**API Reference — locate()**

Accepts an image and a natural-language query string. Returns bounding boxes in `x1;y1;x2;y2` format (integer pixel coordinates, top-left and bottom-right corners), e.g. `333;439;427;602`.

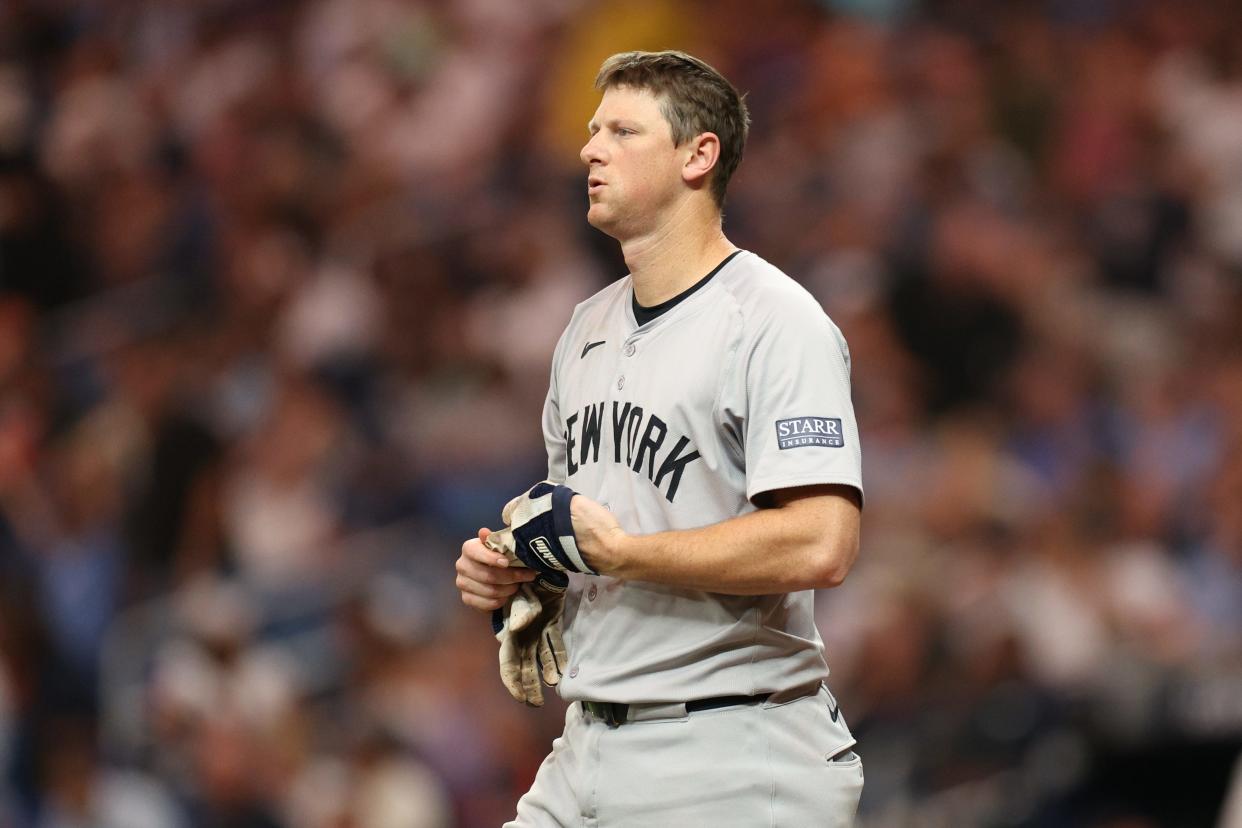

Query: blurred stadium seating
0;0;1239;825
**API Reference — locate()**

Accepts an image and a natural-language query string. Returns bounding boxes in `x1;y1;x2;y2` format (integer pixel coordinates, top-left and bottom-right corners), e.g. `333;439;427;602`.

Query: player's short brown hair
596;50;750;208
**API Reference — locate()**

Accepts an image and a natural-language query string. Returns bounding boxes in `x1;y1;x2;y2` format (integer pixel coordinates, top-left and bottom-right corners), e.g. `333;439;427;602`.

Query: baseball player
455;50;865;826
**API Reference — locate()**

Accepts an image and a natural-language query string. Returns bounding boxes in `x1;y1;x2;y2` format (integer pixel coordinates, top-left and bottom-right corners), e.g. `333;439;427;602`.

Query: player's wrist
588;525;631;577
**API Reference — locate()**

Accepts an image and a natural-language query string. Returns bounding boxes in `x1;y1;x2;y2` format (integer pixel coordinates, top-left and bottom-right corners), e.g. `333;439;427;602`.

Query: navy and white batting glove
484;480;598;577
484;480;590;706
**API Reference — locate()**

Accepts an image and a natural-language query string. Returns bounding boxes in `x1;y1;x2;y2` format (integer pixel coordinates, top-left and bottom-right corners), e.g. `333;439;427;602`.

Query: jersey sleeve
725;294;863;505
543;321;570;484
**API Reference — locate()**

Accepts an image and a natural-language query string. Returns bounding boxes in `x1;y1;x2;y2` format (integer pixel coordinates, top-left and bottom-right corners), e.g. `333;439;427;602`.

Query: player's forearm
591;500;859;595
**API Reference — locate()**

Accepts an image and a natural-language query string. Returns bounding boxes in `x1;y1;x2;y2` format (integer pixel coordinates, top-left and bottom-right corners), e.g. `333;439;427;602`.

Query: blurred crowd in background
0;0;1240;825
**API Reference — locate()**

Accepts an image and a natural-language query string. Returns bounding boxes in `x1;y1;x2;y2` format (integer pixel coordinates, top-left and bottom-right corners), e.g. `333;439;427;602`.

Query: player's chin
586;205;622;237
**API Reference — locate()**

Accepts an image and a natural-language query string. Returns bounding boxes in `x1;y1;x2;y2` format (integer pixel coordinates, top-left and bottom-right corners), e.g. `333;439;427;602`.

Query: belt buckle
584;701;627;728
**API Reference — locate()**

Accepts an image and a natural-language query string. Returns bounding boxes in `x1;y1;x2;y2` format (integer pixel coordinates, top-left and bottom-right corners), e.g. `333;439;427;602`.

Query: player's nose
580;133;606;166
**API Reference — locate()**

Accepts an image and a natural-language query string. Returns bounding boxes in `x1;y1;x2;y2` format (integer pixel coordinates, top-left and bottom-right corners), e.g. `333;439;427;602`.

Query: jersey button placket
587;584;598;601
617;339;636;390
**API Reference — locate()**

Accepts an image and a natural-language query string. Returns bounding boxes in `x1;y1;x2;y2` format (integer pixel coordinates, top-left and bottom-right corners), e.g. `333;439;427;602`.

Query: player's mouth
588;177;606;194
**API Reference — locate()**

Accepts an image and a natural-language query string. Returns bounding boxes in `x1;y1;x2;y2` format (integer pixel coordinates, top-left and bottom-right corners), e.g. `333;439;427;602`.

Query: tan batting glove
492;581;568;706
486;497;570;707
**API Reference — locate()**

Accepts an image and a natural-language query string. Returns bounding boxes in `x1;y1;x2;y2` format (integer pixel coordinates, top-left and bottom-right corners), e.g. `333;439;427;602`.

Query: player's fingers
456;550;536;585
462;535;514;569
456;571;521;600
460;589;508;613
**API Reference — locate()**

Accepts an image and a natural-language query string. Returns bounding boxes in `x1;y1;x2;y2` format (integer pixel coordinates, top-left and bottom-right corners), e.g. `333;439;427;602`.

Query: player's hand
568;494;627;575
457;528;538;612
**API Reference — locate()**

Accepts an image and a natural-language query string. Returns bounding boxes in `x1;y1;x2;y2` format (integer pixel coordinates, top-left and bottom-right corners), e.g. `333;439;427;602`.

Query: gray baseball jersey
543;249;863;704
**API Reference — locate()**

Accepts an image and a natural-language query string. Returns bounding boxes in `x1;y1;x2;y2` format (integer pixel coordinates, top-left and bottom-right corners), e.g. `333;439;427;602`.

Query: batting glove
491;580;567;707
484;480;597;577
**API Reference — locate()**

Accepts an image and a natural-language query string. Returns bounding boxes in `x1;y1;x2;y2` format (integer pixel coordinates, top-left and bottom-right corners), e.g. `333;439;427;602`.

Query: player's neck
621;203;735;308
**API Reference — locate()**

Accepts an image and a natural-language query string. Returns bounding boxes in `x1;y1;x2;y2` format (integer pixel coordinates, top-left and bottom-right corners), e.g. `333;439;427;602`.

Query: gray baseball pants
506;682;864;827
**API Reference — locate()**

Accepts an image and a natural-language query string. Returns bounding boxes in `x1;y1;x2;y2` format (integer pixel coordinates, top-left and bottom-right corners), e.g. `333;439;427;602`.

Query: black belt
581;693;771;728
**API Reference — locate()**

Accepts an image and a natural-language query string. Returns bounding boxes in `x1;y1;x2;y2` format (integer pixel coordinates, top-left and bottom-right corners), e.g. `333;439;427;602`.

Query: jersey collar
624;250;745;330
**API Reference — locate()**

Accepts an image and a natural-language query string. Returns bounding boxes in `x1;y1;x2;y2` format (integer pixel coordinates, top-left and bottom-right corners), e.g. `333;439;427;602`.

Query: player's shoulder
550;276;630;364
716;251;834;329
562;275;629;331
572;274;631;316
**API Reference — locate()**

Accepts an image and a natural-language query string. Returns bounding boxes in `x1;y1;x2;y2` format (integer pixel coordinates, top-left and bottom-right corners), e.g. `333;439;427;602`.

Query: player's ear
682;131;720;189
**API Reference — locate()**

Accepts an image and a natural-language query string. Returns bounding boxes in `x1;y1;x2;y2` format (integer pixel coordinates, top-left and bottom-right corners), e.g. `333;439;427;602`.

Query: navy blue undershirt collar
631;250;742;326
